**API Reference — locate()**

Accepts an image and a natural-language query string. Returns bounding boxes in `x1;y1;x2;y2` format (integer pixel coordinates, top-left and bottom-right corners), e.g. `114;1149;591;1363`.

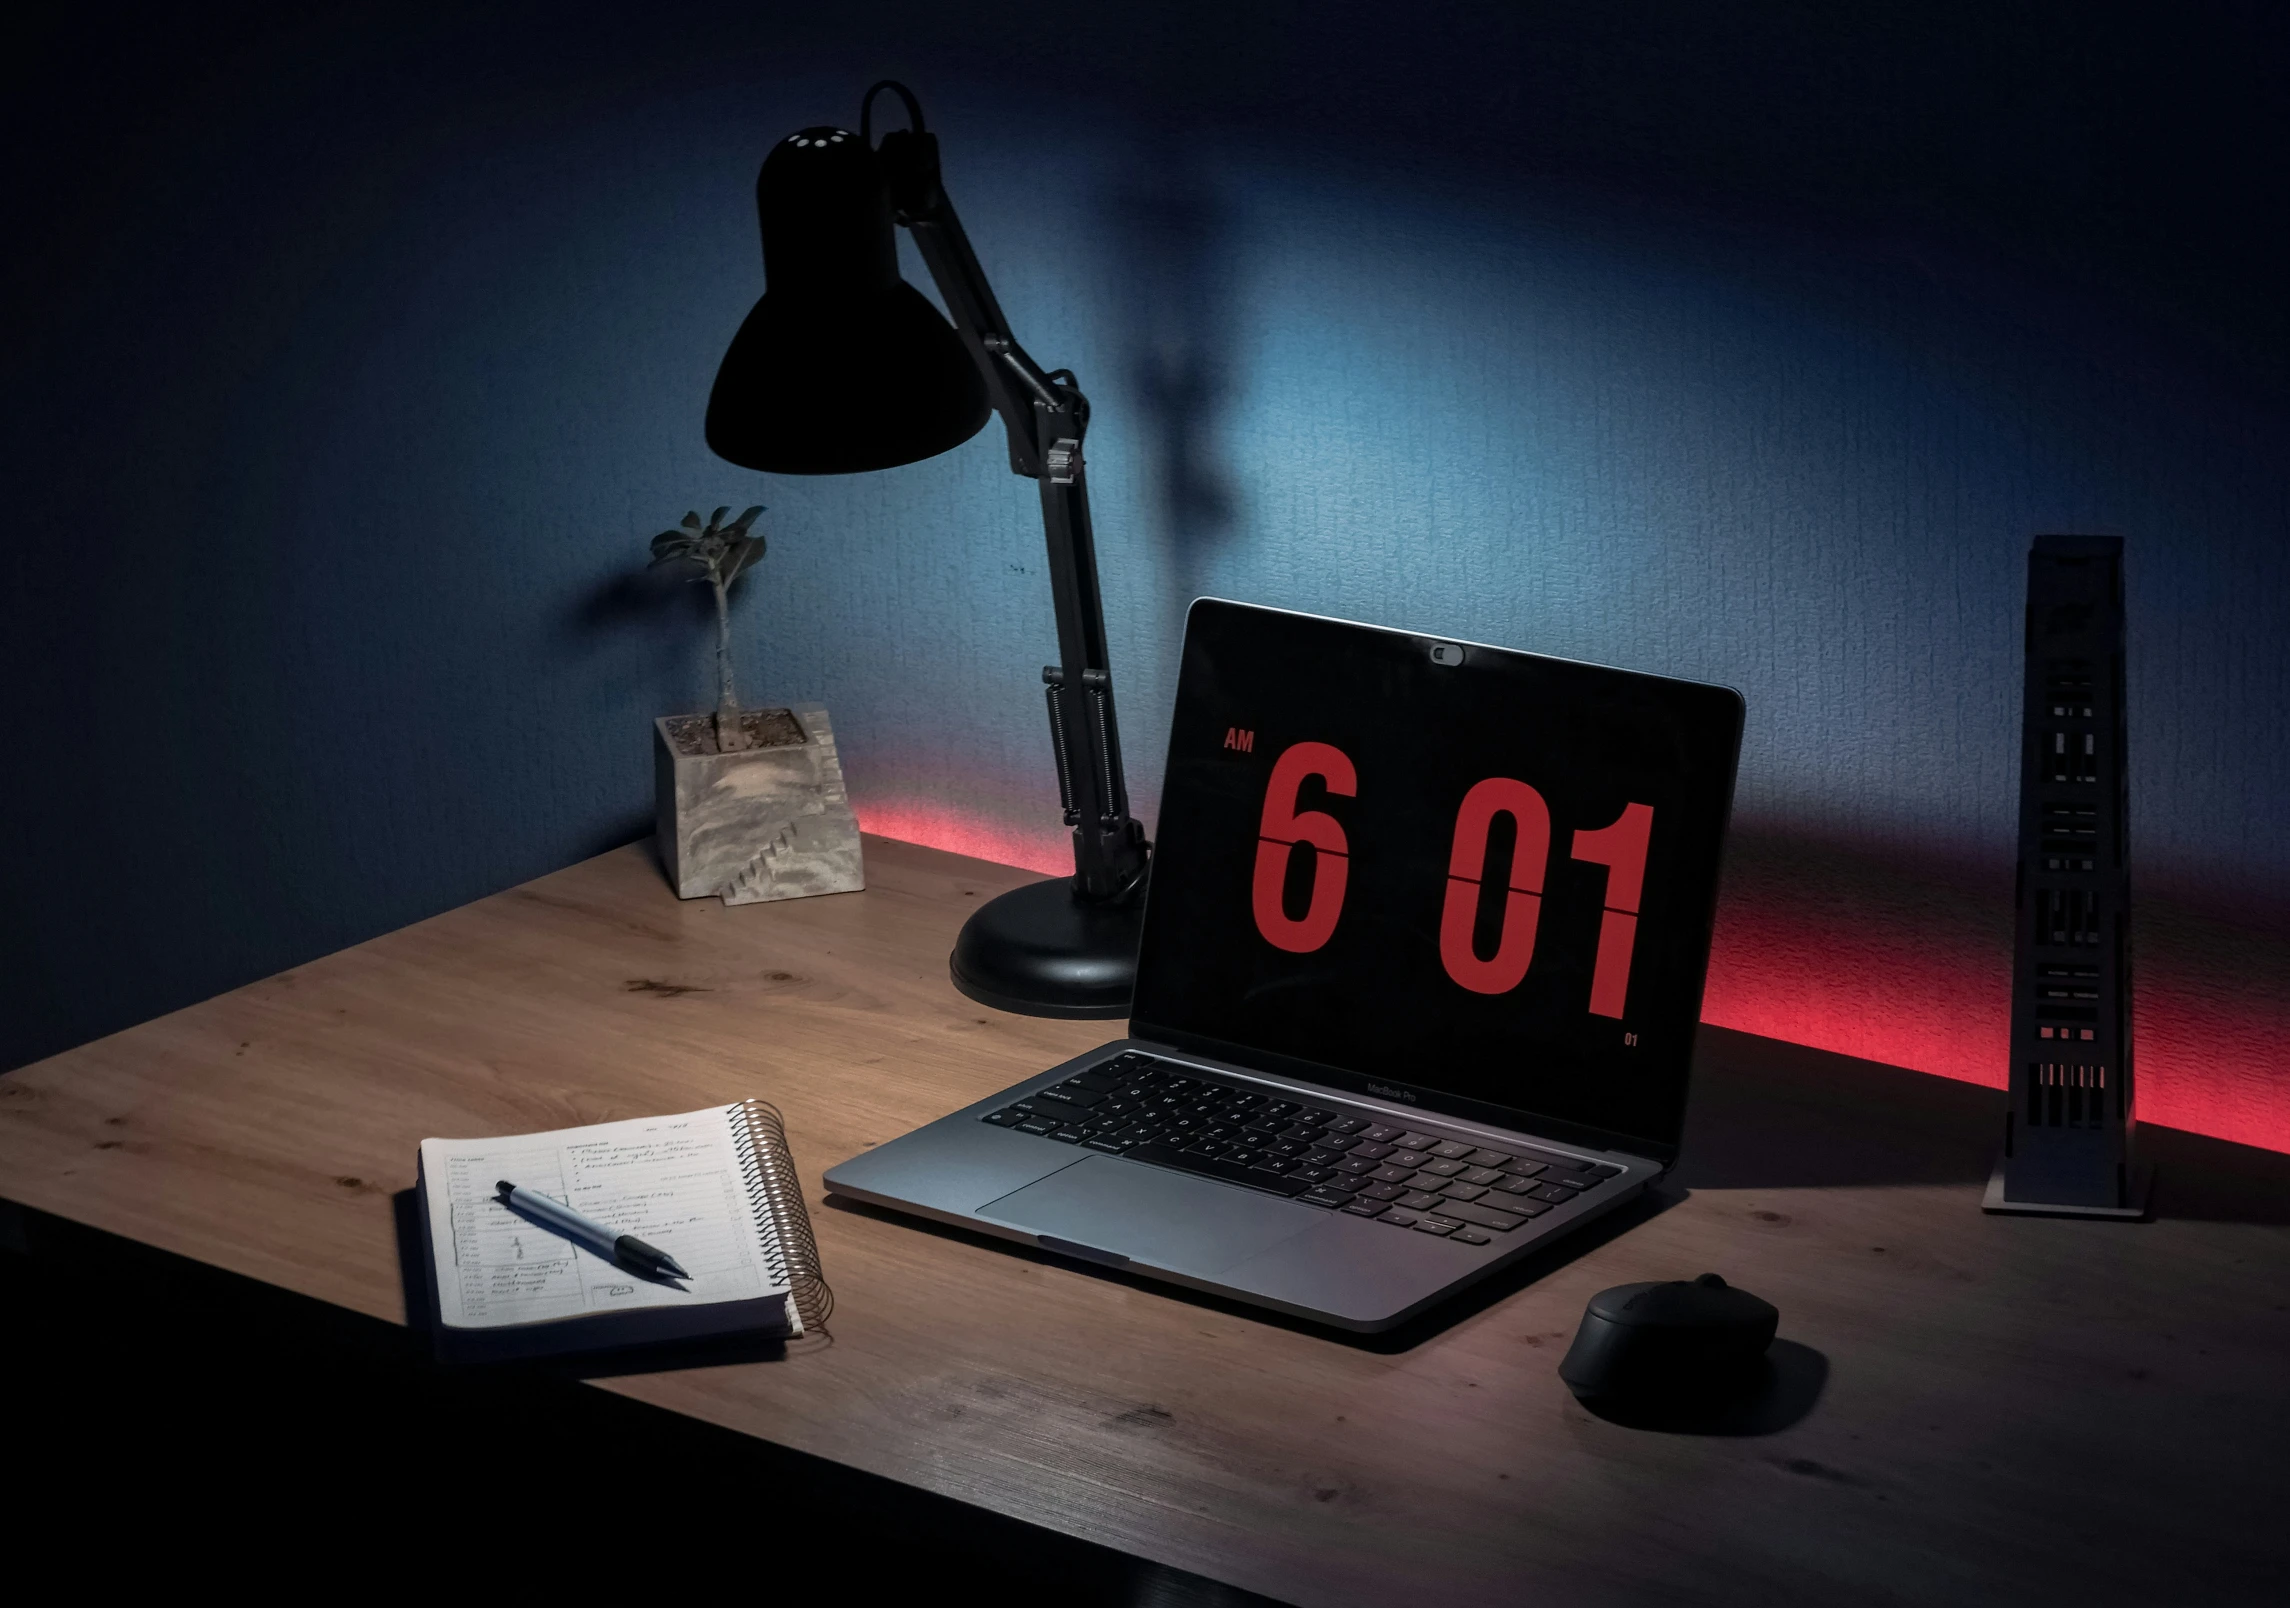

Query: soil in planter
663;707;807;757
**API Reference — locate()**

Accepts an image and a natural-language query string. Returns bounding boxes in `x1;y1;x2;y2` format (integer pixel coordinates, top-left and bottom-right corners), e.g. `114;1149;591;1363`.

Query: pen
494;1180;692;1279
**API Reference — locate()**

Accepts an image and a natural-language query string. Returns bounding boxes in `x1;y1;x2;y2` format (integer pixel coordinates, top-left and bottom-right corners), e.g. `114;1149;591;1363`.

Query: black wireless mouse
1558;1273;1779;1402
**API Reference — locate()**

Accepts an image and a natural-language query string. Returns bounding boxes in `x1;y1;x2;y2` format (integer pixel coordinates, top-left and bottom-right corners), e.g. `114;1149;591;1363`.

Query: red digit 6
1438;778;1551;994
1250;742;1356;953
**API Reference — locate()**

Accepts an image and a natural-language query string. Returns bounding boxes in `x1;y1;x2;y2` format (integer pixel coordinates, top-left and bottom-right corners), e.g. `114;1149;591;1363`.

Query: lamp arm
869;98;1148;902
903;204;1058;475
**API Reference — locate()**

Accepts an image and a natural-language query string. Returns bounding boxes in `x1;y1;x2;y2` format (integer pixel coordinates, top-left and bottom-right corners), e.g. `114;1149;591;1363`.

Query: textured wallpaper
6;13;2284;1150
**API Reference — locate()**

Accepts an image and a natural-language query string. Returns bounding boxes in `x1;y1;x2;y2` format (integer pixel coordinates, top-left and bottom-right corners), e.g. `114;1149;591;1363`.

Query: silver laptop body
826;601;1744;1332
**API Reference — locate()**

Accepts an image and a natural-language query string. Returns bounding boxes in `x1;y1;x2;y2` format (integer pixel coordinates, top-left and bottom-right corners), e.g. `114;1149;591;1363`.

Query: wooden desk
3;837;2285;1603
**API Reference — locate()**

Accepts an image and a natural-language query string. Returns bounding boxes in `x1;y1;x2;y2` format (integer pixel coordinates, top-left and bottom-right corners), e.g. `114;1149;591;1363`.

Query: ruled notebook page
419;1106;789;1331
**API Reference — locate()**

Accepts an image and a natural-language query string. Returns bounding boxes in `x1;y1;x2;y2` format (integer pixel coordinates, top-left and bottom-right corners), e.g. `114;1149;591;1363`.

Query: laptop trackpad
979;1155;1326;1275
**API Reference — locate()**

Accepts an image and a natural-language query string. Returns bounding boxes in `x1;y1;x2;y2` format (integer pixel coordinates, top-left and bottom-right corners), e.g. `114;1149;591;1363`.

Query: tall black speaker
1986;535;2152;1217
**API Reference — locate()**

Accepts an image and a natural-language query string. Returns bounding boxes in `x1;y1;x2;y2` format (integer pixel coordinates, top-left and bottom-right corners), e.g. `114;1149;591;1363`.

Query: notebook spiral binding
731;1098;833;1333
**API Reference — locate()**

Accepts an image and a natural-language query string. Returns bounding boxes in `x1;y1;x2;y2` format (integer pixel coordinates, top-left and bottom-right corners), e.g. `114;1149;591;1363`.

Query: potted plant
649;506;864;905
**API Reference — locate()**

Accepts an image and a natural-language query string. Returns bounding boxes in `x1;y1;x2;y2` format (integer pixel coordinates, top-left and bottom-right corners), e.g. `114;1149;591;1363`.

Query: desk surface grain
4;837;2285;1605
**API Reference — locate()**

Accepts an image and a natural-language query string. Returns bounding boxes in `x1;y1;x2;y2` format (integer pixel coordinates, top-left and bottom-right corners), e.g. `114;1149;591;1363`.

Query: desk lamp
705;82;1151;1018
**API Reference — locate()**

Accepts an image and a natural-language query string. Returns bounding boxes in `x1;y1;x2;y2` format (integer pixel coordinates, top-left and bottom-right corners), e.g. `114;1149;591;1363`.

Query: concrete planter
653;702;865;905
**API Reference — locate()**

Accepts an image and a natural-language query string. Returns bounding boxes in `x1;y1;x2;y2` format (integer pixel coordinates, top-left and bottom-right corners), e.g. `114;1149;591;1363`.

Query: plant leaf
728;504;765;537
710;506;731;531
681;510;703;531
732;535;768;582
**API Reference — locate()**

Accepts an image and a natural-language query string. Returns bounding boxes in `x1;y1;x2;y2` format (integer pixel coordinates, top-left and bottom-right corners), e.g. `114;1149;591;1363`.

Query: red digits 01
1250;741;1357;953
1438;778;1552;994
1570;802;1653;1018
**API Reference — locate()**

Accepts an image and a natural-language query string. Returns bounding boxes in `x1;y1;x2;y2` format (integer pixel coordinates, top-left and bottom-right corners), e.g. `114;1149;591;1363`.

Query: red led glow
852;802;1068;877
856;810;2290;1157
1699;897;2011;1094
1702;890;2290;1156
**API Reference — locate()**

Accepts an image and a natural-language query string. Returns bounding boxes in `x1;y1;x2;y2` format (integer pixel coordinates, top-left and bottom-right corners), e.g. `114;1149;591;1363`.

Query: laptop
824;600;1744;1331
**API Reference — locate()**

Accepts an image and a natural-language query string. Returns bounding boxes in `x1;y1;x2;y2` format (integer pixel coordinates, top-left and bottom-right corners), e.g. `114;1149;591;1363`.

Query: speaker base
1982;1160;2154;1219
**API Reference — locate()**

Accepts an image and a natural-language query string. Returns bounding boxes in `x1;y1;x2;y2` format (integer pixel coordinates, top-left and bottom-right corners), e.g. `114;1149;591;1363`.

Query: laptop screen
1132;601;1744;1160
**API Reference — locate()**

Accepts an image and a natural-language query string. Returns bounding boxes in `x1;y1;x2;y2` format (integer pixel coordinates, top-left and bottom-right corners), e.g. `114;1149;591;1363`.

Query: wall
5;2;2285;1148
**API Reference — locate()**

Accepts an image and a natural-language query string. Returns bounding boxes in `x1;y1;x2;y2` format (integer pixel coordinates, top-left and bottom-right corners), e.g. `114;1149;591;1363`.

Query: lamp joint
1045;437;1083;485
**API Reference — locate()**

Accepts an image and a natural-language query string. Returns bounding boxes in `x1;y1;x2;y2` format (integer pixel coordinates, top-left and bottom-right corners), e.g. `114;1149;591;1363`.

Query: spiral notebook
413;1100;830;1362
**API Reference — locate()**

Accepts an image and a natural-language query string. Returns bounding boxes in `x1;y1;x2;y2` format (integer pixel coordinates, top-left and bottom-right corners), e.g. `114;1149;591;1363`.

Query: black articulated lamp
706;83;1152;1018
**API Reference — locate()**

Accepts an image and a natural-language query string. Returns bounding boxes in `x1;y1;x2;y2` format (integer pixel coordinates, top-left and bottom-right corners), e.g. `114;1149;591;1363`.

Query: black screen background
1133;602;1744;1155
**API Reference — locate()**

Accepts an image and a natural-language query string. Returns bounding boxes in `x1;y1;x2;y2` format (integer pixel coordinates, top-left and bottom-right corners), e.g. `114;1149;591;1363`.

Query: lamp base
949;877;1143;1019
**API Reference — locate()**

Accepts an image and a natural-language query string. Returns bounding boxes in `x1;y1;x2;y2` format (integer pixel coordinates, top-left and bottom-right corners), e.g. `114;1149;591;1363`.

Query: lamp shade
705;127;990;474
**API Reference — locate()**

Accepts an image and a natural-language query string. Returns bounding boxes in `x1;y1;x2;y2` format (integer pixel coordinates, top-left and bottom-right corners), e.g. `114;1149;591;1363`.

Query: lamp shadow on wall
1101;144;1241;639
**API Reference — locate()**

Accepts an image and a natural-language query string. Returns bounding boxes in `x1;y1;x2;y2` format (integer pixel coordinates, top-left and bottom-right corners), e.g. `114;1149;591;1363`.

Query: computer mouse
1557;1273;1779;1402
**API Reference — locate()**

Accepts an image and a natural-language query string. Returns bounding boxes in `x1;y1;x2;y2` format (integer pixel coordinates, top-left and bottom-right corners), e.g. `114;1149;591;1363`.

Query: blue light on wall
5;8;2284;1144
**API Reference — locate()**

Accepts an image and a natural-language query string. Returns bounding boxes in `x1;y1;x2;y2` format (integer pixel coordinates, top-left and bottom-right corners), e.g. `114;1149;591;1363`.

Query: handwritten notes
421;1110;785;1332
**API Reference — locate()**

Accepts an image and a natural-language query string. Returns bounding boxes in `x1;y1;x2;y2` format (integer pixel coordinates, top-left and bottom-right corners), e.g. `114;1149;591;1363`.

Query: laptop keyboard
980;1050;1624;1244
